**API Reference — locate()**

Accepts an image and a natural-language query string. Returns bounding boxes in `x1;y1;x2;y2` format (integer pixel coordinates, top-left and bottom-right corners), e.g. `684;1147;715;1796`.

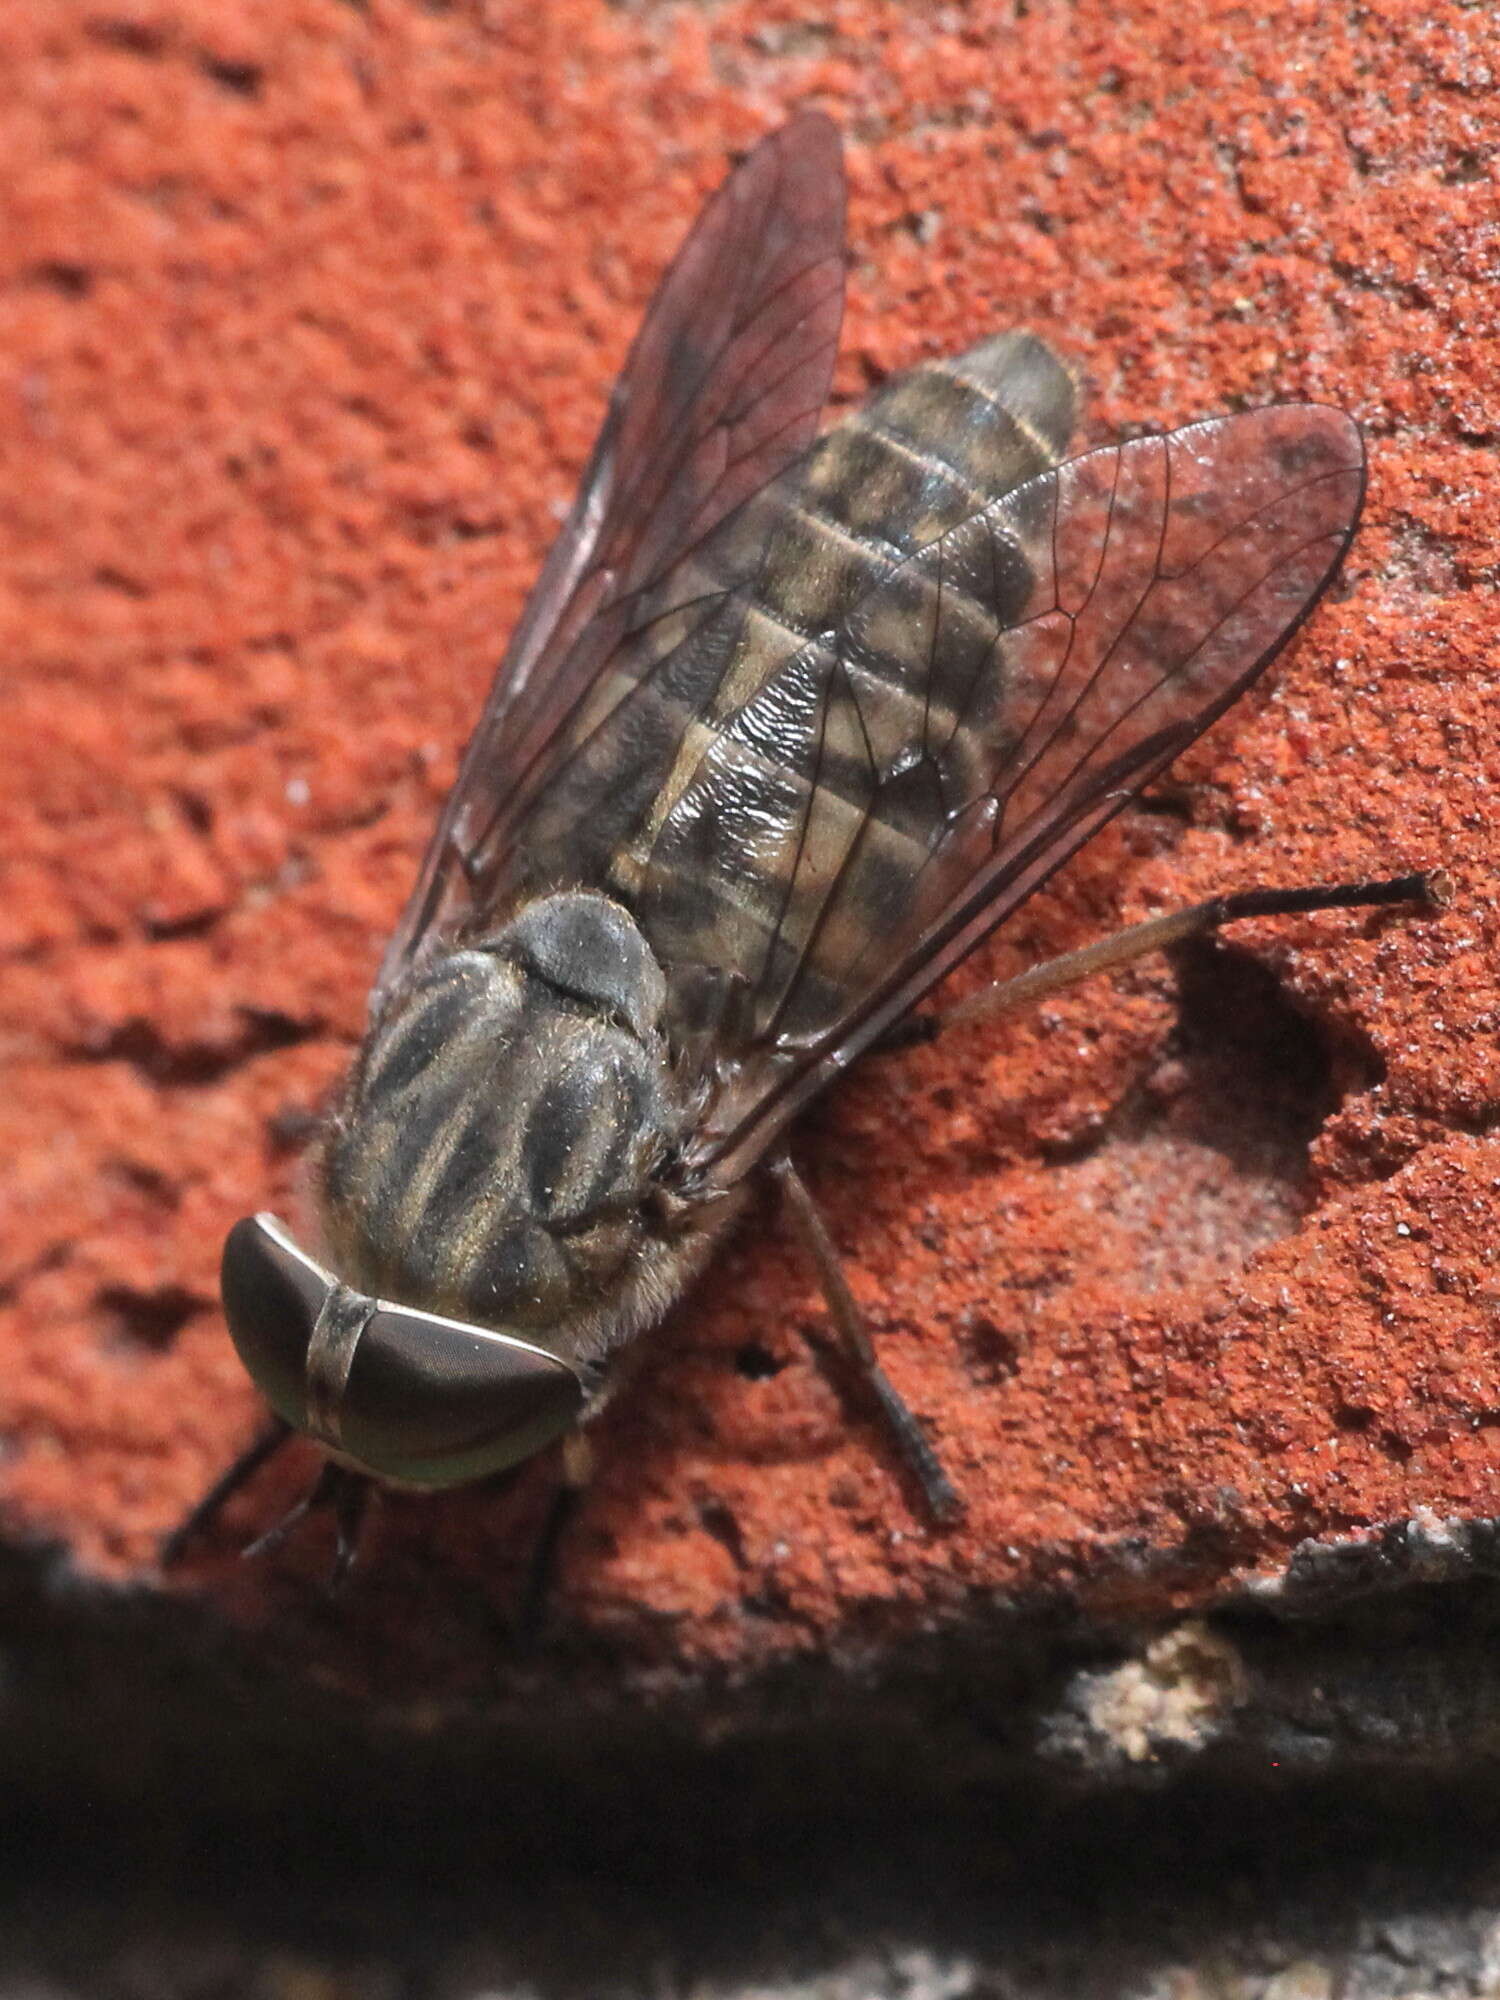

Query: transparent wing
621;405;1367;1176
374;113;847;1004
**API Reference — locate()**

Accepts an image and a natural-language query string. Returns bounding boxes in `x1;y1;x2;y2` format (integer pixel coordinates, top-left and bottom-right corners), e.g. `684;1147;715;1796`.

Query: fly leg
329;1472;373;1588
515;1430;595;1645
241;1458;375;1590
160;1416;292;1567
769;1153;961;1523
808;869;1441;1512
884;871;1443;1050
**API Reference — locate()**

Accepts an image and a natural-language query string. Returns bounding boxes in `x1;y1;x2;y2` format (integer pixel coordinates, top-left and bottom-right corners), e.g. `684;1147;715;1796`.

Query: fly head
220;1212;586;1488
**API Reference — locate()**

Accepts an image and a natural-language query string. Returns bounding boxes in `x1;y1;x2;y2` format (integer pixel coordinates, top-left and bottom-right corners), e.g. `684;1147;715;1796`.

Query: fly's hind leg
787;871;1443;1515
882;870;1444;1051
769;1153;961;1523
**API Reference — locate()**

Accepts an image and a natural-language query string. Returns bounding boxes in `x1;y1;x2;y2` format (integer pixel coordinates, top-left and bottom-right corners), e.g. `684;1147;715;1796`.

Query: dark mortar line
8;1646;1500;2000
6;1526;1500;1850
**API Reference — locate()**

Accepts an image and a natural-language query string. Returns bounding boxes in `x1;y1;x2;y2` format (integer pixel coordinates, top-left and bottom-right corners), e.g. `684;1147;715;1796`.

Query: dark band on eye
304;1283;377;1450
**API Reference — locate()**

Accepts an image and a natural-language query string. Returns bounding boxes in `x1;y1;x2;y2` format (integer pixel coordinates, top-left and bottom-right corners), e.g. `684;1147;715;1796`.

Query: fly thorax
318;891;679;1346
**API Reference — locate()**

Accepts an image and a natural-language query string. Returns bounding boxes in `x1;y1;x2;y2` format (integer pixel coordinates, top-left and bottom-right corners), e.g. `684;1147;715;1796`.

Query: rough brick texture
2;0;1497;1715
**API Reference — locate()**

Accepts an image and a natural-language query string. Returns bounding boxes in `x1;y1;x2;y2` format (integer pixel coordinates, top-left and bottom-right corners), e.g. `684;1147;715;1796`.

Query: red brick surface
2;0;1496;1697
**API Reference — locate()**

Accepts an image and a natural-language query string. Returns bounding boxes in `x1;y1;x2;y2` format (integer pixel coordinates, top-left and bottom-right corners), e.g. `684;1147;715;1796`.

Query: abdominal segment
623;333;1078;1045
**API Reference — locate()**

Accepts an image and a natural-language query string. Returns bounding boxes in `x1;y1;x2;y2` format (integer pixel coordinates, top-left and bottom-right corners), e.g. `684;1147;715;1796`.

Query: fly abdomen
699;331;1073;638
797;330;1076;584
626;333;1077;1039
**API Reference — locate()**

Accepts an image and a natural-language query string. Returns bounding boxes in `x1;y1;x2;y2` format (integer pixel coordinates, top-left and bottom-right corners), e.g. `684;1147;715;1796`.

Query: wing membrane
625;405;1367;1174
375;114;847;1002
366;118;1365;1191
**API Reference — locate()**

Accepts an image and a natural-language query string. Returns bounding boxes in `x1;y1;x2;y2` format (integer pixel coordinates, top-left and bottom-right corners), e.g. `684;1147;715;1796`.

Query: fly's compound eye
220;1214;585;1487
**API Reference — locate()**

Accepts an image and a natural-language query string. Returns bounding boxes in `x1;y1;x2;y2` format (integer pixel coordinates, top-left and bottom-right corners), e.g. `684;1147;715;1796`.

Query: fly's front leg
241;1458;375;1588
769;1153;961;1523
882;870;1444;1050
160;1416;293;1567
163;1419;375;1587
515;1430;595;1645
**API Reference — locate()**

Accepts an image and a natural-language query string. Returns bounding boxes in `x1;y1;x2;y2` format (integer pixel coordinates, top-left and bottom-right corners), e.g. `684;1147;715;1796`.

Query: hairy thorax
315;892;723;1372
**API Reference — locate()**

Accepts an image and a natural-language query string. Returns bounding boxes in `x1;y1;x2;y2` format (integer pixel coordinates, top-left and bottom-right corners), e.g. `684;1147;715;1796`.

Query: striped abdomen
726;329;1074;639
620;332;1077;1043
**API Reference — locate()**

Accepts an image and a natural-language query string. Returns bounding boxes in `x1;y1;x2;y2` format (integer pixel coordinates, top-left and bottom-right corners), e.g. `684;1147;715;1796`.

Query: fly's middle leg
769;1152;961;1523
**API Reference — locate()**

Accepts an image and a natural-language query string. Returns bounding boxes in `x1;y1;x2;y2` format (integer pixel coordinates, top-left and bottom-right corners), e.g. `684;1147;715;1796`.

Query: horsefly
166;114;1435;1598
